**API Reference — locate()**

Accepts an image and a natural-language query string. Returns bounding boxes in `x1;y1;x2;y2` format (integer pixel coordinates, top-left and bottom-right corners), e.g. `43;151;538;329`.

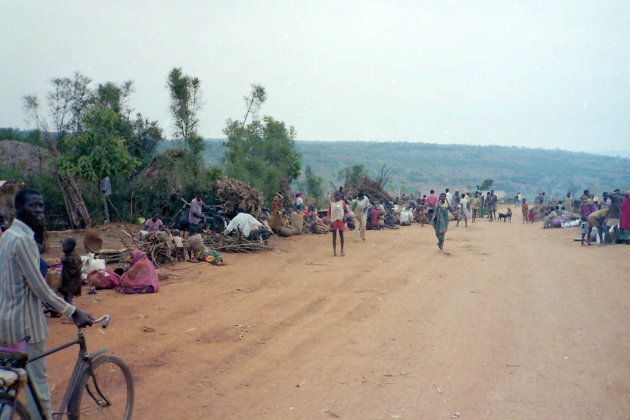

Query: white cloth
329;201;346;222
224;213;263;237
400;210;411;224
460;197;470;218
354;196;370;215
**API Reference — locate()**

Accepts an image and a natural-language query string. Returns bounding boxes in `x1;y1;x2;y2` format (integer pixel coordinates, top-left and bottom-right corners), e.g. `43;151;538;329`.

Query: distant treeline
158;139;630;201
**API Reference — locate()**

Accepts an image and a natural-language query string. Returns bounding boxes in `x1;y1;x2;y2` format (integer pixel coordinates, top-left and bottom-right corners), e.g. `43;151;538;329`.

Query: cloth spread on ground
117;250;160;294
87;269;121;289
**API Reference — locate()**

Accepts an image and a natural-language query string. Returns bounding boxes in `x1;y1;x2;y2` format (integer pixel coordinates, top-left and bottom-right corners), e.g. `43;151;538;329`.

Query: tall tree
57;106;139;221
338;164;367;193
127;114;164;167
241;84;267;129
304;165;324;203
47;72;93;134
95;80;134;115
22;94;92;228
480;178;494;190
224;100;301;202
167;67;204;155
375;164;394;189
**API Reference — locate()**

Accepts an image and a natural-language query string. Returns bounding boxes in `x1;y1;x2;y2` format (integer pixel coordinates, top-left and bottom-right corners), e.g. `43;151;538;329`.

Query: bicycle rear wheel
0;395;29;419
69;355;134;420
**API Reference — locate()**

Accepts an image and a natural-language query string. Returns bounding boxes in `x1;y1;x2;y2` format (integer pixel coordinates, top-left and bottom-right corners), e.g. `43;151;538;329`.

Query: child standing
327;191;349;256
528;209;536;224
58;238;83;304
171;229;185;261
579;217;589;245
369;205;380;229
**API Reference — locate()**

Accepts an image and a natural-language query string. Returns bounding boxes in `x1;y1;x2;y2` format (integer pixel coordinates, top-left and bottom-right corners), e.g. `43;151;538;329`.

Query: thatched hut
0;180;25;221
354;177;393;203
0;140;52;174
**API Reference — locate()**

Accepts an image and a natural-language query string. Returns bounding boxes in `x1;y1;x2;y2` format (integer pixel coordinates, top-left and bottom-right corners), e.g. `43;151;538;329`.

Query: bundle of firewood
121;230;173;267
212;178;264;218
202;231;272;253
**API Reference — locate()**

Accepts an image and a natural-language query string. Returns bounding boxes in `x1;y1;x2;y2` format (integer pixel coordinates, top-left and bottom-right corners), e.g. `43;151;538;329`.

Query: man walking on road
0;188;93;420
351;191;370;241
488;190;498;221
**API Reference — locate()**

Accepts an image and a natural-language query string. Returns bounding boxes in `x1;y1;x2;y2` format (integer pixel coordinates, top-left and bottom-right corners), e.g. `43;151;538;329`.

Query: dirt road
45;206;630;419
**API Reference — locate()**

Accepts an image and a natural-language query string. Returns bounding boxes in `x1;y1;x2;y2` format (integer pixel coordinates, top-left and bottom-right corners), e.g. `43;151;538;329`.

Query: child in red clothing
327;191;349;256
528;208;536;224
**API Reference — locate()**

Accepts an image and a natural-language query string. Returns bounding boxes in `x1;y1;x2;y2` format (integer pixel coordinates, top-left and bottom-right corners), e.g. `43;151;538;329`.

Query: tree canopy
57;106;139;183
223;115;301;203
167;67;204;155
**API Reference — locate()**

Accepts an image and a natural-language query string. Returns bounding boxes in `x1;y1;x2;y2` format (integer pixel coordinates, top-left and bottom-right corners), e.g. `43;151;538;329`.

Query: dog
498;208;512;222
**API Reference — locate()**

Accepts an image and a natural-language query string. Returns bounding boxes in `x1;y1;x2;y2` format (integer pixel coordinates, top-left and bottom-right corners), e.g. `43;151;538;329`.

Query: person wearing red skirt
327;190;349;256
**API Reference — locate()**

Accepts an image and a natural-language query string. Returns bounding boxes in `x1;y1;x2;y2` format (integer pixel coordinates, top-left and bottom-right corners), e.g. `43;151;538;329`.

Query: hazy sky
2;1;629;154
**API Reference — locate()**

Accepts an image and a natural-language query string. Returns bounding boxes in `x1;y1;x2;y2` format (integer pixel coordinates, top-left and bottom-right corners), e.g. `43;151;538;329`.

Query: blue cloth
39;258;48;278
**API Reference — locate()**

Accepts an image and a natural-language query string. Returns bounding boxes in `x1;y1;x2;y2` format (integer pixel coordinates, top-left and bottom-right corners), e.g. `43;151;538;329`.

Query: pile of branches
356;177;393;203
212;178;264;218
122;230;173;267
202;231;272;253
305;219;329;234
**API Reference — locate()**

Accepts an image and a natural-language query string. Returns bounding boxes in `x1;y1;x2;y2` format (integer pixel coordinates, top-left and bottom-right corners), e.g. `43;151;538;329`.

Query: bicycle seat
0;339;29;368
0;367;27;389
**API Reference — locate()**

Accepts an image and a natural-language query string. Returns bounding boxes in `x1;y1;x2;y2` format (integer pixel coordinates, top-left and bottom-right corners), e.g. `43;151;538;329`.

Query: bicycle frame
24;318;110;419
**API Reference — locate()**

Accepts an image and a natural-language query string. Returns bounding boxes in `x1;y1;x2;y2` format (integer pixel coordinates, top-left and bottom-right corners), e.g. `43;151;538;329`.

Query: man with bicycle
0;188;93;420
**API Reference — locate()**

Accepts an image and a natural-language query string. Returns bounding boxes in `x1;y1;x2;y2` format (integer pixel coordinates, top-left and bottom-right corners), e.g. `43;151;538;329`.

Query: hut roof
0;180;25;221
0;140;52;174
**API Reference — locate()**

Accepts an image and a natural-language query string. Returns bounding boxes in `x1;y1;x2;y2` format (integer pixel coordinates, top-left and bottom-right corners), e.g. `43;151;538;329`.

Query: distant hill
163;139;630;201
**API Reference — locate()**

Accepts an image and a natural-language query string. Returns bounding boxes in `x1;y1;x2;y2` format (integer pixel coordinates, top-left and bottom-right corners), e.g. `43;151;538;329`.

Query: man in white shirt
351;191;370;241
445;188;452;204
224;208;270;241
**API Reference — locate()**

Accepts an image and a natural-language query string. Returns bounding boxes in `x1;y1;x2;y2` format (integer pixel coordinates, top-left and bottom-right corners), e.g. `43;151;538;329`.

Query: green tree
95;80;134;115
240;84;267;128
479;178;494;190
57;106;139;221
127;114;164;167
338;164;367;193
47;72;94;134
167;67;204;155
223;115;301;202
304;165;324;203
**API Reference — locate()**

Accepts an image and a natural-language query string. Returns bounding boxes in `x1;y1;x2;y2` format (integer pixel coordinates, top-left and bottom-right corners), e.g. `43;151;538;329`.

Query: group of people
576;189;630;246
321;187;502;254
519;189;630;246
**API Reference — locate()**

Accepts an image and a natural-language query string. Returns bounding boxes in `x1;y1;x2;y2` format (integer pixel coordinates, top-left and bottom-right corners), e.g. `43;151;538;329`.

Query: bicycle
0;315;134;419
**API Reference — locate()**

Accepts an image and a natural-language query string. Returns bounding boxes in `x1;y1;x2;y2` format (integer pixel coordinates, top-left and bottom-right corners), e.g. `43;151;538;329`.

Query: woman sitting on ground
117;250;161;294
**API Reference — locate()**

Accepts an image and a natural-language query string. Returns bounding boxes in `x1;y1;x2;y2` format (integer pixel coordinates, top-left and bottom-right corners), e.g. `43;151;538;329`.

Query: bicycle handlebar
91;315;111;329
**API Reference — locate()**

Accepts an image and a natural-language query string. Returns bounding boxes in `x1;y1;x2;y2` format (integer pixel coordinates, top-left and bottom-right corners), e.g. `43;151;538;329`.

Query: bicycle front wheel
69;355;134;420
0;395;29;420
